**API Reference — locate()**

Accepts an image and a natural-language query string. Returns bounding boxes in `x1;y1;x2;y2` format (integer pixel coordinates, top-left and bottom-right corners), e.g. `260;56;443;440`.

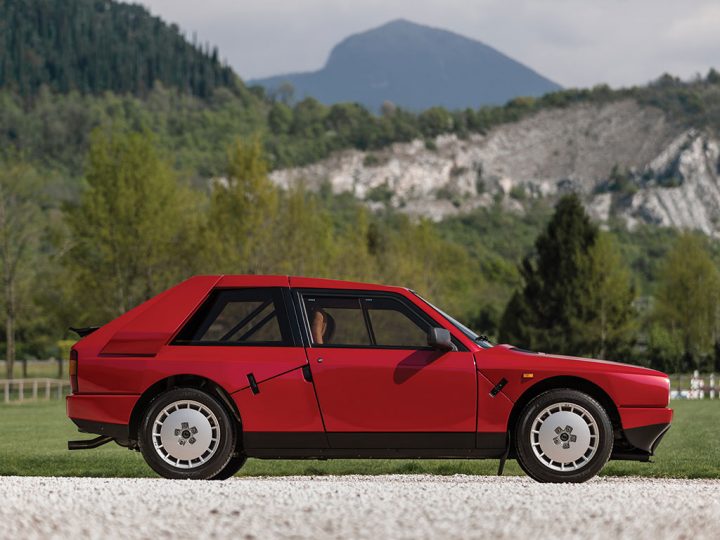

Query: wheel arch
128;374;242;444
506;375;621;445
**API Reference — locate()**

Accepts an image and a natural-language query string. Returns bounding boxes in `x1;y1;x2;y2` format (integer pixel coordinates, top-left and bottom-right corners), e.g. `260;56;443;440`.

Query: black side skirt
244;432;507;459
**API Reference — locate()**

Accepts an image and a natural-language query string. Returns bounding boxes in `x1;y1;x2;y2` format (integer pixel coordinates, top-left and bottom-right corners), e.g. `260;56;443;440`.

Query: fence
670;371;718;399
1;378;71;403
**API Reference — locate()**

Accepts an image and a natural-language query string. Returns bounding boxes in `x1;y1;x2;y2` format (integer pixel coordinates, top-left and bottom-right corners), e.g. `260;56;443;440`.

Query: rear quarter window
173;288;292;346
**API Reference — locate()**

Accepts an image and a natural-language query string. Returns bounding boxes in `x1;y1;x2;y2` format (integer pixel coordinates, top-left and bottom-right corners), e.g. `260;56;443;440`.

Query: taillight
69;348;79;393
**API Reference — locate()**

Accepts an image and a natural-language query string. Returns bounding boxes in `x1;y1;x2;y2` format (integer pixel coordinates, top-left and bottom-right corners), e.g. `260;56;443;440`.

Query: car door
167;286;328;449
299;291;477;449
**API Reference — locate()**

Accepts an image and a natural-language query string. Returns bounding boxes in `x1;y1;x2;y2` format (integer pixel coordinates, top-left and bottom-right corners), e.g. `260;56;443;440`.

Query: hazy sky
132;0;720;88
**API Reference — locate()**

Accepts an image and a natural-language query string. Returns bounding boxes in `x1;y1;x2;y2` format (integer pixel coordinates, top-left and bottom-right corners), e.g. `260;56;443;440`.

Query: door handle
317;357;324;363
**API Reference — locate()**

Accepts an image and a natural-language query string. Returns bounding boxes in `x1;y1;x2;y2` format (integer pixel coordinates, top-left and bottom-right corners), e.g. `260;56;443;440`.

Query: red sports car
66;275;672;483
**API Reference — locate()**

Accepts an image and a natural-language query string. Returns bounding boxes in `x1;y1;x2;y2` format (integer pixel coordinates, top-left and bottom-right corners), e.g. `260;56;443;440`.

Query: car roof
211;274;409;294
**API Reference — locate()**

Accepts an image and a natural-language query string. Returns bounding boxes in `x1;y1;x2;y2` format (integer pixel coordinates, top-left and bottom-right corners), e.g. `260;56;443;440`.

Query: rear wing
69;326;100;338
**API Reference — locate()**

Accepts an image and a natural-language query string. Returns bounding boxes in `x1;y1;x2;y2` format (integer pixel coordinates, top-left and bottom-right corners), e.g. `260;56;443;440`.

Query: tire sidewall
139;387;237;480
515;389;613;483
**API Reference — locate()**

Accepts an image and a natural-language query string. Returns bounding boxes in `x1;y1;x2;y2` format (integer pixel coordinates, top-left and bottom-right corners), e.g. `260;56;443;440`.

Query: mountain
0;0;238;98
250;19;562;111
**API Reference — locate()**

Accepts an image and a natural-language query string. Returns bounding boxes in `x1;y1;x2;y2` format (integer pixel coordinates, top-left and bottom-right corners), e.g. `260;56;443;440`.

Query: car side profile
66;275;672;483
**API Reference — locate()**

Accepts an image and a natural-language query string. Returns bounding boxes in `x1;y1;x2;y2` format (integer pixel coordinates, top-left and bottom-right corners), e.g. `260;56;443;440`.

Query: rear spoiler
69;326;100;338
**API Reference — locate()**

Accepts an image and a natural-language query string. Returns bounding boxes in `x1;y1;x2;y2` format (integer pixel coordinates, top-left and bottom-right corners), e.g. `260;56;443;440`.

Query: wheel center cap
182;429;192;439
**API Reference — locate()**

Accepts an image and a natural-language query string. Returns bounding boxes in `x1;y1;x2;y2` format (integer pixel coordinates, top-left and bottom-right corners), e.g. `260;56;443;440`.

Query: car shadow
393;350;446;384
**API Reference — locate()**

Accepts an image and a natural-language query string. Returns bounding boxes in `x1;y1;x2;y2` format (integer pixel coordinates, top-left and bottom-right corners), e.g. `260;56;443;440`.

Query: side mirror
427;327;457;352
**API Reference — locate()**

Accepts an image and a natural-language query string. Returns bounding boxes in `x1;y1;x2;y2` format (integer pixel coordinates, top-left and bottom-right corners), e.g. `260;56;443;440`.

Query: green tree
653;233;720;369
268;103;293;135
498;194;599;354
272;184;336;277
418;107;453;138
377;216;477;317
206;137;279;274
582;232;637;359
0;161;46;378
63;129;200;323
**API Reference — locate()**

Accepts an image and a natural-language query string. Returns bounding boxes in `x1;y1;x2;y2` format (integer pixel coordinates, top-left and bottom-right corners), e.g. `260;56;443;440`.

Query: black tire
139;387;237;480
515;389;613;483
209;454;247;480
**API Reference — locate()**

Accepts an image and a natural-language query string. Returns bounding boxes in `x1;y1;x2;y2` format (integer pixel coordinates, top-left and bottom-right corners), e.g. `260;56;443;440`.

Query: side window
303;297;371;346
302;294;430;349
174;288;291;345
365;298;429;348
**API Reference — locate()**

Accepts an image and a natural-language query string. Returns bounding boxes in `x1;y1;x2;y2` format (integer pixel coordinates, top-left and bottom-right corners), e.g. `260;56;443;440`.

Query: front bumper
613;406;673;460
624;422;671;454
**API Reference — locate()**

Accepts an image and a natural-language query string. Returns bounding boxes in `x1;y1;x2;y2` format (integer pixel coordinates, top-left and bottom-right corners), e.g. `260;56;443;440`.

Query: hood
494;344;667;377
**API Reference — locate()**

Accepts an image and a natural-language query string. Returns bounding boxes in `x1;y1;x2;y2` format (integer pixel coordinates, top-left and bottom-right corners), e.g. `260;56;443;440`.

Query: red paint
66;393;138;425
232;367;326;433
66;274;673;455
305;347;477;432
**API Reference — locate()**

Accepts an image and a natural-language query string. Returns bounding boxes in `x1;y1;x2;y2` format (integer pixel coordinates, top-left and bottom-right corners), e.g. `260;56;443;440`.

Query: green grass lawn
1;360;65;380
0;400;717;478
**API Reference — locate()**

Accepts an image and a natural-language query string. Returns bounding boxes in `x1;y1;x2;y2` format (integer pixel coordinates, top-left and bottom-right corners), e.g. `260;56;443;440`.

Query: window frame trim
170;286;299;347
295;289;468;352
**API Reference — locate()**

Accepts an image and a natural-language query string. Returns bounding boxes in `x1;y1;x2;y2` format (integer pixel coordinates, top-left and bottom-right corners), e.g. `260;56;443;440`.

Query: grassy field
0;400;718;478
0;361;65;380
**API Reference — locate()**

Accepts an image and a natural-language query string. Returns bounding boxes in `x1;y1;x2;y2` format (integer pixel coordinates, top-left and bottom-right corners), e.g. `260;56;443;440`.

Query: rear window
173;288;292;346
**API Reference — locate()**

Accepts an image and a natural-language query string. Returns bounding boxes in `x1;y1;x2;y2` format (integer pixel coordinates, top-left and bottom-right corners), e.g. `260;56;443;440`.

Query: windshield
412;292;493;349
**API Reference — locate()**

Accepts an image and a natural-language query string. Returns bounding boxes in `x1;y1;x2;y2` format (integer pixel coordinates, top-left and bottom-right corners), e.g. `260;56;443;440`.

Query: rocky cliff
270;100;720;236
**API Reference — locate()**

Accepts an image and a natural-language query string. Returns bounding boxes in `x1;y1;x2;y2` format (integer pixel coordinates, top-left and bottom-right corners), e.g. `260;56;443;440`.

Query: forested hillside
0;0;237;97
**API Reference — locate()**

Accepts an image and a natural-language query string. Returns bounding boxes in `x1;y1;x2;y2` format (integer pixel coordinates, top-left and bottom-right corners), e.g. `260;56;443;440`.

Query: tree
272;184;336;277
0;161;45;378
206;137;279;274
582;232;637;359
63;129;201;323
498;194;599;354
653;233;720;370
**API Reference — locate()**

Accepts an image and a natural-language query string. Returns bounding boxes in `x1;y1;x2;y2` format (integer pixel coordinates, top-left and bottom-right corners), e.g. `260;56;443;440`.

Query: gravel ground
1;475;719;539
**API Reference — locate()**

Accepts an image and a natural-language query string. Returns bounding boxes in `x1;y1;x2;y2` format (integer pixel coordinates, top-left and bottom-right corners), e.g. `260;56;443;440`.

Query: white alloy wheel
152;399;220;469
530;401;599;472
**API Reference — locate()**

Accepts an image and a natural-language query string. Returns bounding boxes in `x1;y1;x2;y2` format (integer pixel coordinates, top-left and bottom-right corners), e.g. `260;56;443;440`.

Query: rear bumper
71;418;129;440
66;393;138;440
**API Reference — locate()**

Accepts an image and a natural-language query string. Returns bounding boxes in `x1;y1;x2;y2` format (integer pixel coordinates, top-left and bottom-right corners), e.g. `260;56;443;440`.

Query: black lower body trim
71;418;129;441
328;432;476;449
247;448;506;459
243;431;328;449
243;431;507;459
624;423;671;454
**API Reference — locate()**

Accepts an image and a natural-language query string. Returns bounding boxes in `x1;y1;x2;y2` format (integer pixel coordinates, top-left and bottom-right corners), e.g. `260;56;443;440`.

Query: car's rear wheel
515;389;613;483
139;388;237;480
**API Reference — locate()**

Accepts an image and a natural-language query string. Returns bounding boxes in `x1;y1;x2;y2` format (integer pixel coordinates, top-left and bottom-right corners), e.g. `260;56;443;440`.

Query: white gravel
1;475;718;540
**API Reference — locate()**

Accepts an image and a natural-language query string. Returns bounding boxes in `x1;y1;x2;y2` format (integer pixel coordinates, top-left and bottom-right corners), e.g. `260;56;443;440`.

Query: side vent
247;373;260;395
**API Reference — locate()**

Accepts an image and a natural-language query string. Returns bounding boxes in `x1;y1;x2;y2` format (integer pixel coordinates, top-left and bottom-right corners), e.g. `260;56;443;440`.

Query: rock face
270;100;720;235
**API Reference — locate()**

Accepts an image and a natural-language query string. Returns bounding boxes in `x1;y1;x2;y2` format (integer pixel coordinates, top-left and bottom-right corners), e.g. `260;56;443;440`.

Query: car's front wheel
515;389;613;483
139;388;238;479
